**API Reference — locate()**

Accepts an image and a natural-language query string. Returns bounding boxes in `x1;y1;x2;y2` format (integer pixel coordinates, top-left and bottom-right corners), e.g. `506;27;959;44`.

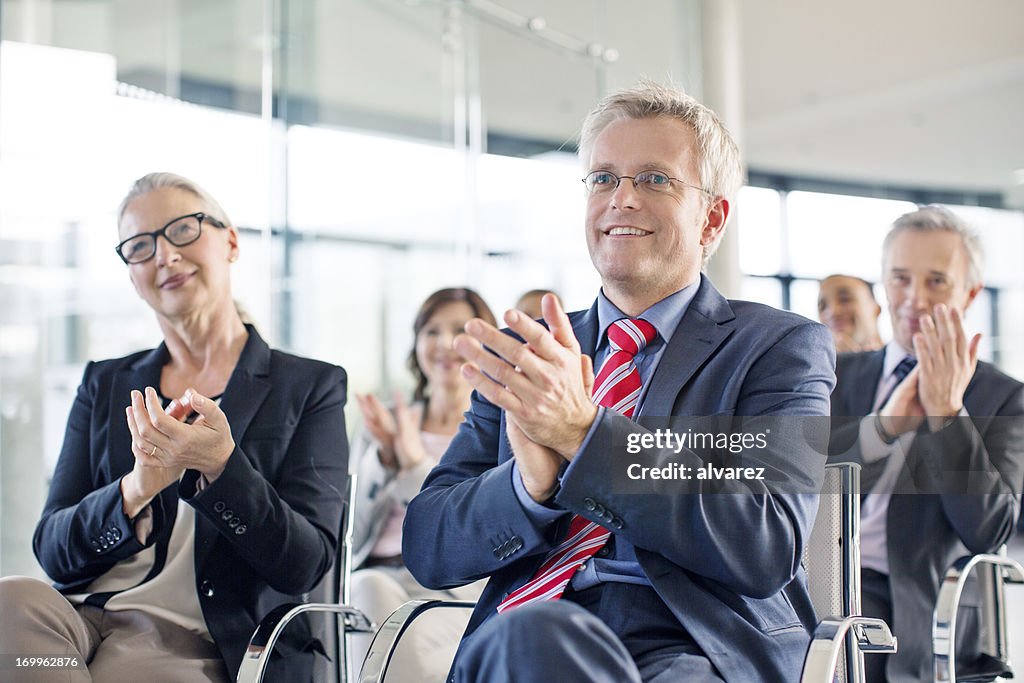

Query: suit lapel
193;326;272;570
108;344;169;483
107;343;179;582
571;301;600;358
641;276;734;417
847;350;885;416
217;328;272;448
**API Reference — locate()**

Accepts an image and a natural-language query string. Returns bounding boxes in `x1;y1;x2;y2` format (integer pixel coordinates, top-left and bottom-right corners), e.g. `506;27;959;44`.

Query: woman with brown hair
349;287;495;680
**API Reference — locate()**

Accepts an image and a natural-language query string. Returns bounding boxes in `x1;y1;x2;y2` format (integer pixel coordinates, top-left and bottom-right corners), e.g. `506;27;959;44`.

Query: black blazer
34;325;349;681
830;349;1024;682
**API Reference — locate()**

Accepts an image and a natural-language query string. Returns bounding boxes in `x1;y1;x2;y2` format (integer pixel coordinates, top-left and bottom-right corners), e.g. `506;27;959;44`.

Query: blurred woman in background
349;287;495;680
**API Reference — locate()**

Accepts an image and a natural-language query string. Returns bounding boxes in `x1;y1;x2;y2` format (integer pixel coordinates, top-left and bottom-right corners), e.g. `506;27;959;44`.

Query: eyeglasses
115;212;226;265
582;170;712;196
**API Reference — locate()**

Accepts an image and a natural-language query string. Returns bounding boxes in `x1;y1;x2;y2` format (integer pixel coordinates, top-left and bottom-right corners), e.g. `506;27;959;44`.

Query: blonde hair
579;81;742;266
117;172;232;227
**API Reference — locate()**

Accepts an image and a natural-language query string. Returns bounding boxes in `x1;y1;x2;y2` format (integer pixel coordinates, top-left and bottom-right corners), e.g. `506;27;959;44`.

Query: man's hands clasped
454;294;596;503
879;304;980;438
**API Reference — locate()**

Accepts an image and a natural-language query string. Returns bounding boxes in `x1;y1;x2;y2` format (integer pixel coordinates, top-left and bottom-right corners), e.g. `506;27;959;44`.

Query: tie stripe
497;318;656;613
876;355;917;411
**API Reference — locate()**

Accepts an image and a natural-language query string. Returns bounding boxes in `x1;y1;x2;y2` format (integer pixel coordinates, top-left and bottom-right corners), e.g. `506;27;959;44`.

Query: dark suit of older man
830;349;1024;682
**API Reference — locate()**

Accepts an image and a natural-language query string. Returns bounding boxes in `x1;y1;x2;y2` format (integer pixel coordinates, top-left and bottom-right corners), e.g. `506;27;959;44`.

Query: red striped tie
497;318;656;613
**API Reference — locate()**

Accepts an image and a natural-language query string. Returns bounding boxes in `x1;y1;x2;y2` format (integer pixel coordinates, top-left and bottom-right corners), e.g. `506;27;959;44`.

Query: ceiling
738;0;1024;203
12;0;1024;206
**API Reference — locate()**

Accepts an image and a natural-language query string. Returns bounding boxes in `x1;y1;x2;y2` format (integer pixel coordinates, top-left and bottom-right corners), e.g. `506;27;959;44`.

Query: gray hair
117;172;232;228
883;205;983;289
578;80;743;266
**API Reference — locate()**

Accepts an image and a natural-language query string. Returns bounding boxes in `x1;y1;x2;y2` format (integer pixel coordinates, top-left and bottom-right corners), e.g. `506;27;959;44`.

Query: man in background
515;289;559;321
829;206;1024;682
818;273;884;352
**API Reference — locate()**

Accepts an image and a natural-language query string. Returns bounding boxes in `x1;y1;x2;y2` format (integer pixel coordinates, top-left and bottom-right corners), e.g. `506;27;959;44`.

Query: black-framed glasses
582;170;712;196
115;212;226;264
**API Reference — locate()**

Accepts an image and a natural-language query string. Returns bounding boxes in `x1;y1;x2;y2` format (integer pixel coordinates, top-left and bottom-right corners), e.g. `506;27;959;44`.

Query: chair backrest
309;473;357;682
804;462;862;683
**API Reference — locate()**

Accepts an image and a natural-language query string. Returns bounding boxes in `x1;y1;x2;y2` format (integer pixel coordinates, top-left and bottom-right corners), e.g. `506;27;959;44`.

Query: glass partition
0;0;645;577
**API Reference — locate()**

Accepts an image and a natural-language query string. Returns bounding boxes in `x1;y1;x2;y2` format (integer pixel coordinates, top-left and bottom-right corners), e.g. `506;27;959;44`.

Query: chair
359;463;897;683
933;550;1024;682
800;462;898;682
359;600;476;683
236;474;375;683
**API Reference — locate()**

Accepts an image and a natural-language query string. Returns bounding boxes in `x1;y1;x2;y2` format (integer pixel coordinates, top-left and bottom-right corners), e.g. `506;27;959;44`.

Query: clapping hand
355;390;426;471
123;387;236;518
458;294;596;502
913;304;980;431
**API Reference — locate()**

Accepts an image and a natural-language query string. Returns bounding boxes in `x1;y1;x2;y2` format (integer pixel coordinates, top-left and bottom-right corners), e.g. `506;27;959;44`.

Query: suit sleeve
181;364;349;595
910;383;1024;553
33;362;169;585
556;321;835;598
403;387;567;590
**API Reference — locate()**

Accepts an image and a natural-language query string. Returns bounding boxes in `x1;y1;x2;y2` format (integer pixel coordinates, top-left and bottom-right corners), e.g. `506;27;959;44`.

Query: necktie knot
876;355;918;411
607;318;657;356
893;356;917;382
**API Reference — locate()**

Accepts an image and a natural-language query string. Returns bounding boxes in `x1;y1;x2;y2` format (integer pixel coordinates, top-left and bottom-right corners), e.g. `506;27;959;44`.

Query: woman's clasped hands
122;387;236;515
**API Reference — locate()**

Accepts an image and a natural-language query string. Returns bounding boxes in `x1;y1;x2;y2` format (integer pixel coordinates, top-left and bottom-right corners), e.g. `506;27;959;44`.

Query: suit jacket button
214;501;226;513
511;537;523;551
228;517;240;528
493;549;503;559
611;517;624;530
596;545;611;557
234;524;247;535
222;509;234;521
583;498;597;511
112;528;122;541
200;580;215;597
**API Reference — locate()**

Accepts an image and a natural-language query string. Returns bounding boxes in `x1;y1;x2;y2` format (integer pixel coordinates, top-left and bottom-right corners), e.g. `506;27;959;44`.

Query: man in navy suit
403;82;836;682
829;206;1024;682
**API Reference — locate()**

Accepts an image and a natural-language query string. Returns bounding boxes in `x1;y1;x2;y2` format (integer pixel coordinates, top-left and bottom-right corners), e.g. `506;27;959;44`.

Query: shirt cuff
562;406;606;482
859;413;898;462
511;462;564;526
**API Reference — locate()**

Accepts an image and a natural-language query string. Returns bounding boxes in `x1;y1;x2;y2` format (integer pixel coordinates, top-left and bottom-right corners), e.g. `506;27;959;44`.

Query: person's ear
700;197;730;246
226;225;240;263
963;283;983;311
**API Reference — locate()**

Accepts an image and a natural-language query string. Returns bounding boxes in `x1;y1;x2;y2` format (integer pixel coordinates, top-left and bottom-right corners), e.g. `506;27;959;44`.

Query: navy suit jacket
33;326;349;682
830;349;1024;682
404;276;836;683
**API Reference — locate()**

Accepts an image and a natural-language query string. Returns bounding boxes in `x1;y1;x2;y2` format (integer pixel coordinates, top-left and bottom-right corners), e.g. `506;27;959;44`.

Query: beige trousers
0;576;229;683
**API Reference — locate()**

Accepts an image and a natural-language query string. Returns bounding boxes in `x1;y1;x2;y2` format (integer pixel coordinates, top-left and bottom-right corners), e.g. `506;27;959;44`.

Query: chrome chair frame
358;600;476;683
933;551;1024;683
358;464;897;683
236;474;375;683
800;462;897;683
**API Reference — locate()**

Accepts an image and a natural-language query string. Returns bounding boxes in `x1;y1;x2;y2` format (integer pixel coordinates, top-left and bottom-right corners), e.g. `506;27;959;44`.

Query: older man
829;206;1024;682
403;82;835;683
